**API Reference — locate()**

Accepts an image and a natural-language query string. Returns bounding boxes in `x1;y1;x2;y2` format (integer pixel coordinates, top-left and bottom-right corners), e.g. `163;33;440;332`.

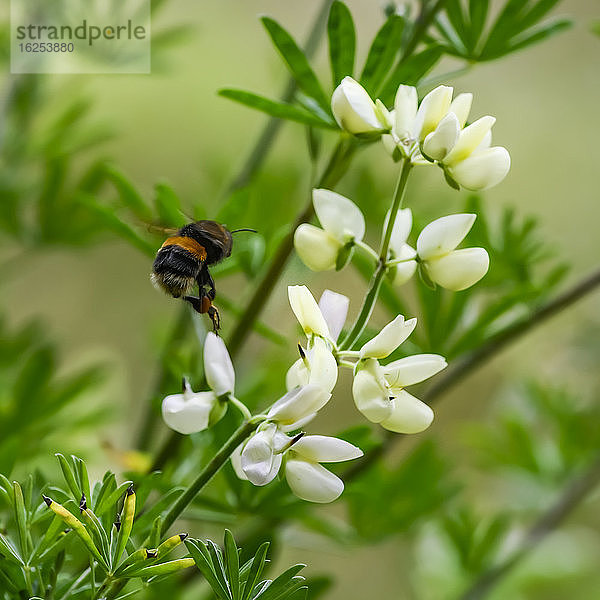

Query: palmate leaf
327;1;356;86
218;89;335;129
186;532;306;600
435;0;571;61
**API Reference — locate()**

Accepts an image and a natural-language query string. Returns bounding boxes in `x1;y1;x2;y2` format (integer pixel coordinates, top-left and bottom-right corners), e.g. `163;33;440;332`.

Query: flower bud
443;116;496;167
352;359;392;423
331;76;387;134
161;390;223;435
313;189;365;244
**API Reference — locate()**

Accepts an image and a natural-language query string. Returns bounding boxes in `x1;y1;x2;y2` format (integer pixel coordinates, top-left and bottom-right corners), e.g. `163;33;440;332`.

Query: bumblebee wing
144;222;180;236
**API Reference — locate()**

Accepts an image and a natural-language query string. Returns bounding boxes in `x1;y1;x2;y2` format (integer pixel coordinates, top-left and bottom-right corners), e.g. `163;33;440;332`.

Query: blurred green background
1;1;599;598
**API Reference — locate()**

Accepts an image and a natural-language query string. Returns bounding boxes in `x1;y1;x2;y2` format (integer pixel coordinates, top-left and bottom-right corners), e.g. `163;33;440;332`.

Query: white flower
285;435;363;503
331;76;388;135
161;333;234;434
162;380;225;435
294;189;365;271
417;214;489;291
386;207;417;286
352;354;446;433
382;84;510;190
234;430;363;503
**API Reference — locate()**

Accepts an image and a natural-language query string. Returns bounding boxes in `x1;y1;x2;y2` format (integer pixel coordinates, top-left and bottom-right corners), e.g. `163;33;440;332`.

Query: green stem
160;420;259;535
339;159;413;350
226;136;356;358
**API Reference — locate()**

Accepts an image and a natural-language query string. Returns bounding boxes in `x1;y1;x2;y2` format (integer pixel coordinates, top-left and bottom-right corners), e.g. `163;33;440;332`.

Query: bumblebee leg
196;266;216;301
183;295;204;313
207;305;220;332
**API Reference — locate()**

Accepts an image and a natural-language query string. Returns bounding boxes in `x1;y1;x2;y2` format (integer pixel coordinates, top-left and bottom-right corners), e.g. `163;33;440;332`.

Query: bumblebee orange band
161;236;207;261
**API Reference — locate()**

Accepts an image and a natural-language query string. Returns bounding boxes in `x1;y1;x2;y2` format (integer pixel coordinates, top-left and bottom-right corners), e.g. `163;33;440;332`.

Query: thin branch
342;267;600;482
459;452;600;600
226;0;334;194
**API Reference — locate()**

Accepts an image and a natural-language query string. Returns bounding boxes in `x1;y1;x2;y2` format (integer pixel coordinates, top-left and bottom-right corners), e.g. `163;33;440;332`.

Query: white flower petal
267;384;331;425
394;84;418;140
162;391;215;435
383;354;447;387
426;247;489;291
331;76;385;134
286;338;338;393
286;357;308;391
307;337;338;393
313;188;366;242
380;390;434;434
203;332;235;396
448;146;511;191
292;435;363;463
241;427;281;486
285;459;344;503
385;207;413;256
359;314;417;359
288;285;331;340
417;213;476;260
422;112;460;161
231;444;247;480
294;224;339;271
352;360;392;423
393;260;417;286
449;92;472;127
318;290;349;343
281;412;317;432
444;116;496;167
413;85;453;141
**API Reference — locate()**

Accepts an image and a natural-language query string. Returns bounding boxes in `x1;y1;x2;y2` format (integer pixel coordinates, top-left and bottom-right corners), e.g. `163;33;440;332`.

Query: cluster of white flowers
161;286;446;503
331;76;510;191
294;189;489;292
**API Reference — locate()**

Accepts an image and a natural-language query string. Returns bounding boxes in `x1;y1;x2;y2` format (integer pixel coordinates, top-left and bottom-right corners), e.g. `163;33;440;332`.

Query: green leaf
154;182;186;227
55;453;81;500
104;166;152;221
242;542;269;600
72;456;91;507
500;17;571;57
261;17;329;111
360;15;405;95
95;480;134;516
92;472;116;513
186;539;231;600
12;482;28;559
219;89;335;129
224;530;240;599
255;564;306;600
0;533;23;565
467;0;489;51
444;0;469;47
327;1;356;86
379;45;444;104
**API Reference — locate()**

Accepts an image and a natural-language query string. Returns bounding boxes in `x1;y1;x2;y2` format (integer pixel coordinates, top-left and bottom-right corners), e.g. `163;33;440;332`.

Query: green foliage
0;318;107;474
346;441;459;542
435;0;572;61
187;531;307;600
327;1;356;86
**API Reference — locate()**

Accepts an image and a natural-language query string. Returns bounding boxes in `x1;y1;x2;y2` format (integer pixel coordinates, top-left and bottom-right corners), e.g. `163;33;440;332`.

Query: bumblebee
151;220;253;331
